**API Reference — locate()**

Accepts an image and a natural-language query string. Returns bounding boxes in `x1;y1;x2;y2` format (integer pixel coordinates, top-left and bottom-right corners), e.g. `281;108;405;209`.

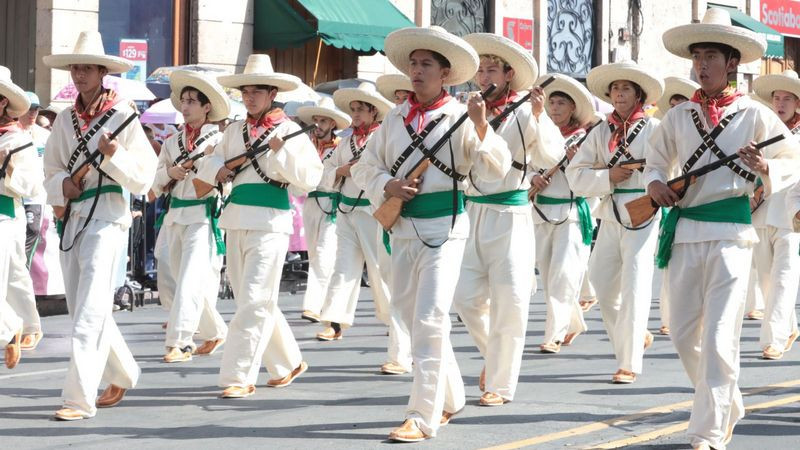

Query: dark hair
549;90;575;104
409;49;451;69
239;84;278;93
180;86;210;106
669;93;689;103
688;42;741;62
352;100;378;120
606;81;645;103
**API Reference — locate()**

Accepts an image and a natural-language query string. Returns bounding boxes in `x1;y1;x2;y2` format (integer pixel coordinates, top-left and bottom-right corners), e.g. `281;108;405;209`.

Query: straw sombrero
655;77;700;118
384;26;479;86
0;66;31;118
754;70;800;106
663;8;766;64
43;31;133;74
218;54;300;92
169;70;231;122
539;73;595;126
464;33;537;91
333;82;394;122
376;73;412;103
296;96;351;130
587;61;664;106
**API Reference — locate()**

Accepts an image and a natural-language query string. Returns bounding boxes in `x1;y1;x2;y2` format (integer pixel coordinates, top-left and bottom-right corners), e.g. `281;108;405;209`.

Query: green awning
709;4;784;58
254;0;415;53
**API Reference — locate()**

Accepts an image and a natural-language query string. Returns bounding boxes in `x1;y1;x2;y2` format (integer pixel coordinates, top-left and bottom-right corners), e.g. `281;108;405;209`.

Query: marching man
749;69;800;360
151;70;230;363
196;54;322;398
647;9;799;448
531;73;596;354
1;67;38;370
296;97;351;323
377;72;413;106
352;26;511;442
316;82;413;374
453;33;561;406
42;31;157;420
566;61;664;384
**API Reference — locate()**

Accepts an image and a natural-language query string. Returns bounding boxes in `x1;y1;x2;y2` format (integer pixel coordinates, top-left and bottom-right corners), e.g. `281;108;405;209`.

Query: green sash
340;194;370;207
382;191;466;255
161;196;226;255
308;190;340;223
465;190;528;206
224;183;290;210
0;194;15;219
536;195;594;245
56;185;124;237
613;188;646;194
656;195;751;268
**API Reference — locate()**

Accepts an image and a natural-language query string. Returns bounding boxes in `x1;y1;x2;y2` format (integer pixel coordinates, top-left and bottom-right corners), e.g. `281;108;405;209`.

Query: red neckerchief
183;123;206;151
247;107;288;139
352;122;380;148
559;120;583;138
786;112;800;131
74;88;119;131
690;86;742;127
404;90;451;133
0;119;20;136
313;135;339;159
607;105;646;153
485;89;519;117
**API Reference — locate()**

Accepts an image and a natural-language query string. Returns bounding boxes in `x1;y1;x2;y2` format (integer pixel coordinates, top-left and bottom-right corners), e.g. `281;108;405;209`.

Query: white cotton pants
218;230;301;387
534;220;589;344
301;199;338;314
6;217;40;335
658;269;671;328
453;203;534;401
754;226;800;350
163;223;227;351
60;217;140;417
588;220;657;374
0;219;23;346
320;209;391;327
745;265;765;313
666;240;750;450
392;236;466;437
580;269;596;301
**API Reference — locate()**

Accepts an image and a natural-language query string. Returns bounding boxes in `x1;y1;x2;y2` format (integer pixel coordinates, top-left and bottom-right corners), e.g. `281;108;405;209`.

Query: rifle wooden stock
373;84;498;231
618;158;646;171
193;123;316;198
624;134;786;227
53;111;139;219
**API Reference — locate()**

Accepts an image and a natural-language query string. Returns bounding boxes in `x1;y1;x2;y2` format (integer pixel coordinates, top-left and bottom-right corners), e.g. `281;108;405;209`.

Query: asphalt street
1;283;798;449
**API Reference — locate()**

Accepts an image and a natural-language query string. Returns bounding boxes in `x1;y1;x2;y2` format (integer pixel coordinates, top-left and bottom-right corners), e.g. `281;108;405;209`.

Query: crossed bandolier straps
67;109;116;176
239;121;288;189
685;109;755;182
173;130;219;174
606;119;647;171
389;116;464;181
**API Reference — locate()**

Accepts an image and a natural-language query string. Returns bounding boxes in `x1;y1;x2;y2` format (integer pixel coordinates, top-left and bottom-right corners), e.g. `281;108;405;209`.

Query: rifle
751;183;765;213
53;111;140;219
489;76;556;130
624;134;785;227
163;151;208;194
192;123;317;198
0;142;34;179
618;158;646;171
373;84;497;231
528;120;602;199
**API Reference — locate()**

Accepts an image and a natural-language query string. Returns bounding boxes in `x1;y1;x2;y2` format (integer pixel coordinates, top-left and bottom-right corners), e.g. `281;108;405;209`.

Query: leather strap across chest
606;119;647;169
687;109;755;182
389;116;445;177
402;121;466;181
67;109;116;172
240;122;287;189
174;130;219;172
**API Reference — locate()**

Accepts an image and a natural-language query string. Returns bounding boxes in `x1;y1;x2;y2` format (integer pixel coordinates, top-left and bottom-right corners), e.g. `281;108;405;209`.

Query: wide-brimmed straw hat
655;77;700;118
464;33;537;91
333;82;394;121
0;66;31;118
218;54;300;92
169;70;231;122
296;96;352;130
384;26;479;86
587;61;664;106
539;73;595;126
43;31;133;74
754;69;800;107
376;73;412;103
663;8;766;64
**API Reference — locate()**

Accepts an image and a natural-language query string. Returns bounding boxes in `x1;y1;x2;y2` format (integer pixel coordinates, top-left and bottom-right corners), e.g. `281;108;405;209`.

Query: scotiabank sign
762;0;800;38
